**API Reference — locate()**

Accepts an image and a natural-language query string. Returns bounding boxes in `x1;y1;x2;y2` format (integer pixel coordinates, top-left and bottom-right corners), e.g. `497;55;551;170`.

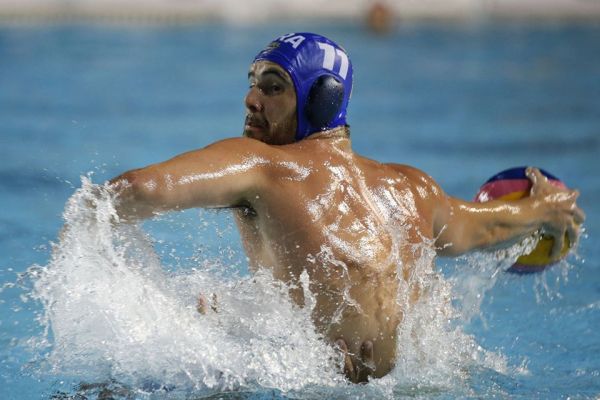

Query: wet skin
110;61;585;383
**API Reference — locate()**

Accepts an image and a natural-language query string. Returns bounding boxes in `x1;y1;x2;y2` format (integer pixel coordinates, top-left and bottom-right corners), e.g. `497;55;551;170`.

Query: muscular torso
233;136;439;378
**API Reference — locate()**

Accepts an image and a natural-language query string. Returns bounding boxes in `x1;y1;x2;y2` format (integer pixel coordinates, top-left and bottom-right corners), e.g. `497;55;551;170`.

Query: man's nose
245;87;263;113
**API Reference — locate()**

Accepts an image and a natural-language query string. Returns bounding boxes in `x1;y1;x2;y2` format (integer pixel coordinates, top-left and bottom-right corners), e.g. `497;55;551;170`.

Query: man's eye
270;84;282;93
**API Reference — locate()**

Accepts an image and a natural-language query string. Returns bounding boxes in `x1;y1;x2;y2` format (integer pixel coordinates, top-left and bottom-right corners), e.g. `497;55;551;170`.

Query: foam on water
26;177;520;398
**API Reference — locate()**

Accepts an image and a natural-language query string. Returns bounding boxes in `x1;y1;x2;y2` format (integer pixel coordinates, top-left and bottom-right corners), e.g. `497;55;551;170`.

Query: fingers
527;167;545;182
573;205;586;225
525;166;539;182
559;192;584;251
361;340;374;366
526;167;548;197
335;338;376;383
525;168;585;260
210;293;218;313
550;223;580;260
550;230;565;260
197;293;218;315
572;189;580;200
335;338;357;382
197;294;208;315
566;222;579;249
547;202;584;259
568;191;585;227
358;340;375;382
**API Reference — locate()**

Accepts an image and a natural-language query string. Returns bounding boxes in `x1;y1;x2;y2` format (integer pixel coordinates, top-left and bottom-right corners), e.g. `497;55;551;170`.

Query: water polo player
109;33;584;383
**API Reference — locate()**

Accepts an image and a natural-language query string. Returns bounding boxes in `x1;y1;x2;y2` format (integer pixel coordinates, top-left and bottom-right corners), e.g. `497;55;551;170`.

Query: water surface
1;22;599;399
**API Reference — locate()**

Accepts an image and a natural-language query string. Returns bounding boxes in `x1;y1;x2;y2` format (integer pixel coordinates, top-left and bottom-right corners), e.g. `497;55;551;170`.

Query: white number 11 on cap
318;43;349;79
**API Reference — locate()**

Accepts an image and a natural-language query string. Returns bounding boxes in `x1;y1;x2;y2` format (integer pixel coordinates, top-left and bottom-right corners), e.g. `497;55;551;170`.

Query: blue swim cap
253;33;353;141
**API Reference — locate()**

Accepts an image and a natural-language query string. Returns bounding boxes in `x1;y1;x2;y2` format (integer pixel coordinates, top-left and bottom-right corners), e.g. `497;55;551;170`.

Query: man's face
244;61;297;145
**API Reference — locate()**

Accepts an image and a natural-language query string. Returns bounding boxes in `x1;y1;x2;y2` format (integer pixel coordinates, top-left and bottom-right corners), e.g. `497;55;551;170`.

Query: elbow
435;223;501;257
109;169;162;219
434;226;463;257
109;170;133;189
435;240;469;258
110;170;147;200
433;215;467;257
434;221;481;257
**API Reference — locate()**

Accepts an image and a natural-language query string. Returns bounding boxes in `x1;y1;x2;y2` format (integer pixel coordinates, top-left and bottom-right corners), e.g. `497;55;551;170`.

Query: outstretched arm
108;137;272;221
433;168;585;258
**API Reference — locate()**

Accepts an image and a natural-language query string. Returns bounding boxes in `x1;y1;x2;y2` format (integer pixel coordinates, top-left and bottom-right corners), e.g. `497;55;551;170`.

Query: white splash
31;177;342;396
28;176;519;398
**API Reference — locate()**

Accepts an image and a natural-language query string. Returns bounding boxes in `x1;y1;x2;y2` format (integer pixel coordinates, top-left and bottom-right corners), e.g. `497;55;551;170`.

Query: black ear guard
304;75;345;130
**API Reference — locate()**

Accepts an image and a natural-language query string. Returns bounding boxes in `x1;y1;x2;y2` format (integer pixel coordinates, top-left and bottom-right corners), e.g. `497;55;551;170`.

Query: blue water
1;22;599;399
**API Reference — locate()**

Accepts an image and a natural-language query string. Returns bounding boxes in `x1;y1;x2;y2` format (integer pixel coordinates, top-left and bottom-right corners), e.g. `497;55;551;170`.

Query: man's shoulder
203;137;288;160
384;163;443;193
385;163;428;179
206;137;270;151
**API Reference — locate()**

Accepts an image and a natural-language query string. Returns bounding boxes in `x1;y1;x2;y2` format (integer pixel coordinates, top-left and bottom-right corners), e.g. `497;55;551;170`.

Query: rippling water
1;22;599;399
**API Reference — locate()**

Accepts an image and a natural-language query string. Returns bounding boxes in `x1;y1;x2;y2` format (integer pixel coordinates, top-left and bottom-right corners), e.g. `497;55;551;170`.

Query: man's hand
196;293;218;315
526;167;586;258
335;338;375;383
434;166;586;258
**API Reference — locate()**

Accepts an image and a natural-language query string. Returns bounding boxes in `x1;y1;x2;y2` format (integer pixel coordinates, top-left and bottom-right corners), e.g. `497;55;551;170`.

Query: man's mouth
245;116;267;134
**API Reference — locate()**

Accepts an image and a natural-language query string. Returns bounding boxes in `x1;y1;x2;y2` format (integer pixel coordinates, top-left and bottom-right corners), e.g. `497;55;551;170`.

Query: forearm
435;197;544;256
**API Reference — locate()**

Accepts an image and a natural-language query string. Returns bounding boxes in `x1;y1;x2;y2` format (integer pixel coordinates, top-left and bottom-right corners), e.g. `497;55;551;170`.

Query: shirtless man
109;33;584;383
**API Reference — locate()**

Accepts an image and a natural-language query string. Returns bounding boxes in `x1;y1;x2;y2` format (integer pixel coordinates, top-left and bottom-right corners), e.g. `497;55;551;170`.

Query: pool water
1;22;599;399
